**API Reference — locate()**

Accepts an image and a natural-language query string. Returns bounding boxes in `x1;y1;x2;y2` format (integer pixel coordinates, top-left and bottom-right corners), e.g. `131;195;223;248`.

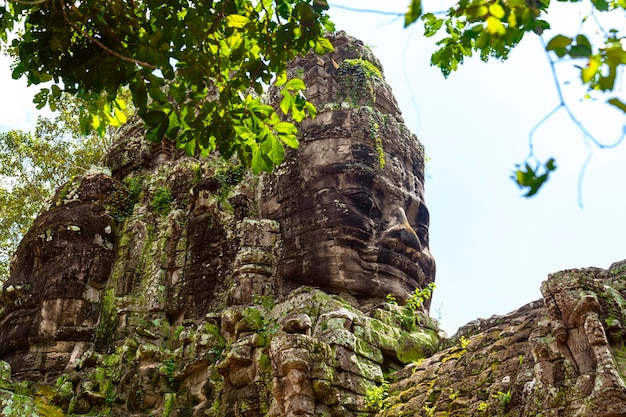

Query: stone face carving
0;173;120;381
261;33;435;307
536;269;626;409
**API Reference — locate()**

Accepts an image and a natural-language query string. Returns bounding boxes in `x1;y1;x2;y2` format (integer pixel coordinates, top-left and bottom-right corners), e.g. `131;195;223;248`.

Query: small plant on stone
174;325;186;340
252;294;276;310
210;346;224;363
405;283;436;315
477;401;489;412
459;335;471;349
386;293;398;305
338;58;382;106
493;389;512;409
105;391;117;407
58;181;72;201
365;381;389;411
421;404;436;417
1;396;37;417
151;186;173;215
448;388;459;401
397;283;436;329
163;358;177;386
123;175;144;201
215;163;245;200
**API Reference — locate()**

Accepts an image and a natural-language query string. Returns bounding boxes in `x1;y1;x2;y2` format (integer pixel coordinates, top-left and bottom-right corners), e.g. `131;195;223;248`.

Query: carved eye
345;191;381;218
349;192;373;213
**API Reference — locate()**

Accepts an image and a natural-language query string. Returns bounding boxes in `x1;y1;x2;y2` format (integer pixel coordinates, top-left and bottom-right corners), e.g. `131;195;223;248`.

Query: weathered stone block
333;346;383;383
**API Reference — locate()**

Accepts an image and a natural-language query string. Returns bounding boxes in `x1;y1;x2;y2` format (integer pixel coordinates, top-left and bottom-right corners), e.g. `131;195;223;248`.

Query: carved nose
381;224;421;251
379;208;422;252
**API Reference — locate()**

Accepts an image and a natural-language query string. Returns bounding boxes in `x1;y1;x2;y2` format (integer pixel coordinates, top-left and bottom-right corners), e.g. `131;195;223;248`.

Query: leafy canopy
404;0;626;196
1;0;334;174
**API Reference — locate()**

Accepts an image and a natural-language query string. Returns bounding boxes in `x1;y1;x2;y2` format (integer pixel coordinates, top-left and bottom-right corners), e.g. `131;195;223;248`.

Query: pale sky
0;2;624;335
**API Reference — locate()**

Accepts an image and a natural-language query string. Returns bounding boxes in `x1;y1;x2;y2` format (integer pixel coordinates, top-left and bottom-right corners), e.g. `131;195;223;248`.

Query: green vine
339;58;382;106
369;119;385;169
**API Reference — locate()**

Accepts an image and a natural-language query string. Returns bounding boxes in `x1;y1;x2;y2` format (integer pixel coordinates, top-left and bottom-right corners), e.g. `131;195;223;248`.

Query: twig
59;1;157;69
328;2;448;17
528;36;626;206
8;0;49;5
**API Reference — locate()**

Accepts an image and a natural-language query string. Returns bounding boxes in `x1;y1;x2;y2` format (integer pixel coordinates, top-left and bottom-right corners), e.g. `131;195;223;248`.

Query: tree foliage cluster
0;95;114;283
1;0;333;174
404;0;626;195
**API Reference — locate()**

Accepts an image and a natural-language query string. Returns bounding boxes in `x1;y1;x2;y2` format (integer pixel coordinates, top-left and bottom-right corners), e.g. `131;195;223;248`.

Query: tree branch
59;0;157;70
8;0;49;5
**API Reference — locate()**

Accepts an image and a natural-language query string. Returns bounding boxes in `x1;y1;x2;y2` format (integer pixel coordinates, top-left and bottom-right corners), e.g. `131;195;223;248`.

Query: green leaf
570;35;592;57
599;70;617;90
486;16;505;35
251;145;272;174
148;30;163;47
592;0;609;11
405;0;422;27
79;112;91;135
304;101;317;119
488;3;505;19
51;84;62;99
33;88;49;110
184;138;196;155
225;14;249;28
608;98;626;114
546;35;572;51
284;78;306;91
130;77;148;114
422;13;444;37
274;121;298;135
275;72;287;87
279;133;299;148
280;92;292;116
512;158;557;197
144;110;169;142
148;83;168;103
266;136;286;166
315;37;334;54
581;56;600;83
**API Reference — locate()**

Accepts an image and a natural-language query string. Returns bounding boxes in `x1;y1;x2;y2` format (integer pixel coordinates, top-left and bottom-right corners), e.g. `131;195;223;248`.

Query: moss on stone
95;288;119;346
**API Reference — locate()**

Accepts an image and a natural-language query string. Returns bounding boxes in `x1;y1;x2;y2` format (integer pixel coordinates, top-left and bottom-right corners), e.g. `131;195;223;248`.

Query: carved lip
375;247;423;284
337;235;424;288
358;244;423;288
